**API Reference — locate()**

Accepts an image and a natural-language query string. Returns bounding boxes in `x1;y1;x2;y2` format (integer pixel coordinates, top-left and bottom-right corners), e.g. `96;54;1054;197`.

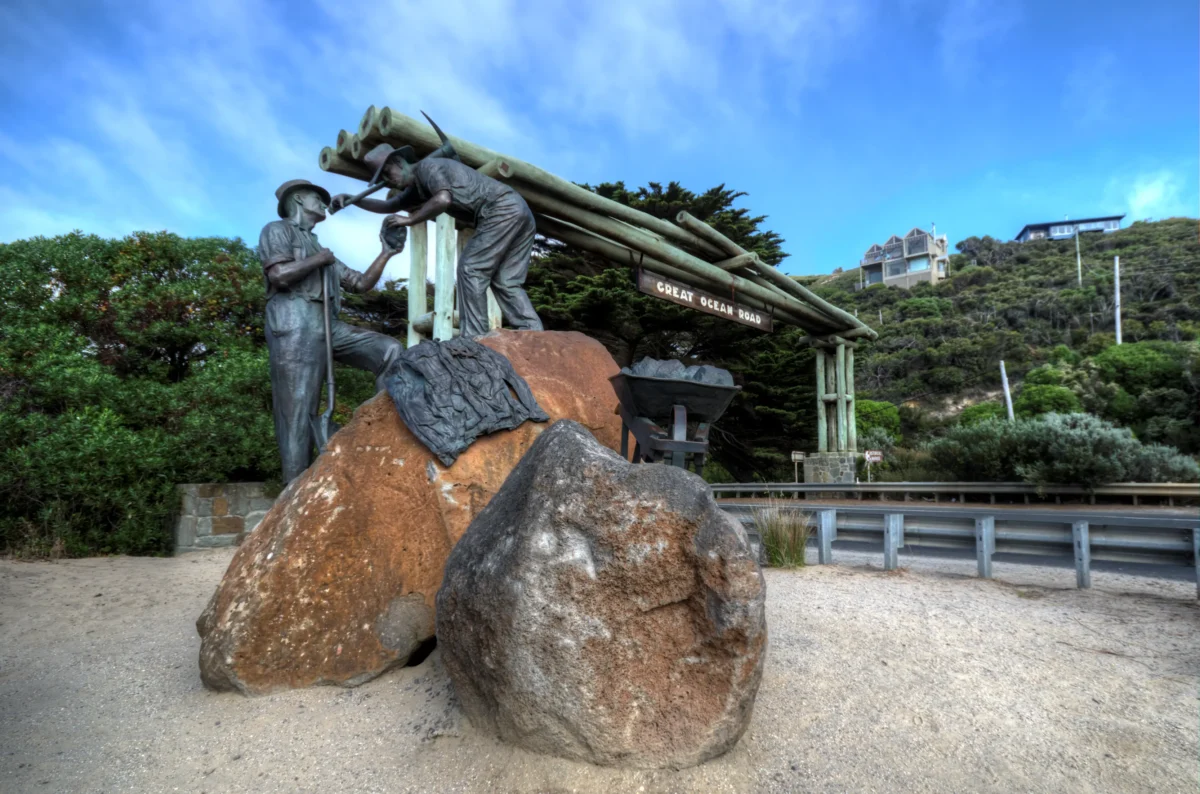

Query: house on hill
857;227;950;290
1014;215;1124;243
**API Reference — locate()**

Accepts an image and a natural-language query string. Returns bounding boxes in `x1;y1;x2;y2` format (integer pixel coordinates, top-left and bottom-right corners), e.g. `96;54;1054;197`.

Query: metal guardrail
724;502;1200;598
711;481;1200;506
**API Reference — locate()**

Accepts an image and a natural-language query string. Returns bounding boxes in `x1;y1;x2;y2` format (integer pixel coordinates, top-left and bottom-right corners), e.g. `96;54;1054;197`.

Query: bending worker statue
259;179;405;483
330;143;543;339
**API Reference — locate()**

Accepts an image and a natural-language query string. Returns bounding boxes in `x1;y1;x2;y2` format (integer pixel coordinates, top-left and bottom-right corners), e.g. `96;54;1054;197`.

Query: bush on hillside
856;399;900;441
959;401;1006;426
927;413;1199;488
1092;342;1187;393
1014;384;1082;417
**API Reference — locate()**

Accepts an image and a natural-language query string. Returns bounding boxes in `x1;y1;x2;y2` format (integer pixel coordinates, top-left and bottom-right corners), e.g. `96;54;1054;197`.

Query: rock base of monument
436;420;767;770
196;331;624;696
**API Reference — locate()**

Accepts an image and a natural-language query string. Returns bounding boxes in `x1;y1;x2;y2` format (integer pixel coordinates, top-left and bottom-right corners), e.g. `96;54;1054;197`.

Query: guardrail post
883;513;903;570
975;516;995;579
1072;520;1091;589
817;509;836;565
1193;528;1198;600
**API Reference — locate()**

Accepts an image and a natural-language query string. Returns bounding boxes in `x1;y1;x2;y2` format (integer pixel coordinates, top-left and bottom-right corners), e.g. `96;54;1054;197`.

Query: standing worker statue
330;143;543;339
259;179;405;483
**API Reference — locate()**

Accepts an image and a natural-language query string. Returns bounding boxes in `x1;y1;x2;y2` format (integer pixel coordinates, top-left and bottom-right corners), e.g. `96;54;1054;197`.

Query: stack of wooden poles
319;107;876;341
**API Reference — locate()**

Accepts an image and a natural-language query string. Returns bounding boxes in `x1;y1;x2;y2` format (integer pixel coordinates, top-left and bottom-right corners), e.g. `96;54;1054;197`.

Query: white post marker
1000;360;1015;421
864;449;883;483
791;451;804;483
1114;255;1122;345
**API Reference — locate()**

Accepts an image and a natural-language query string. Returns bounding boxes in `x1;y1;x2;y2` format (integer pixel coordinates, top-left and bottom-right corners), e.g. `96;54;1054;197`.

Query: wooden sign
864;450;883;463
637;271;773;332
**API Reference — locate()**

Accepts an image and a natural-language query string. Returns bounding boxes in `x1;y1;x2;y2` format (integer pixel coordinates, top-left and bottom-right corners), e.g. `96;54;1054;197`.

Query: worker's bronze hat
275;179;332;219
364;143;417;185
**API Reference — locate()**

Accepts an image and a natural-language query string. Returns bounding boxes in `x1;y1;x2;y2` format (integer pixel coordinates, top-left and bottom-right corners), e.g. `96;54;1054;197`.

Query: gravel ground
1;547;1196;793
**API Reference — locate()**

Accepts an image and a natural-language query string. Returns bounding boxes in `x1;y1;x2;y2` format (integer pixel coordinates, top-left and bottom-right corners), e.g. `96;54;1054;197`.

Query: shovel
311;262;340;453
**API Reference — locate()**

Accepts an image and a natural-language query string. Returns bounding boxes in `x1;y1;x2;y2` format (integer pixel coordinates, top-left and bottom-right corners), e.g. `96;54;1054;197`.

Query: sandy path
1;548;1196;793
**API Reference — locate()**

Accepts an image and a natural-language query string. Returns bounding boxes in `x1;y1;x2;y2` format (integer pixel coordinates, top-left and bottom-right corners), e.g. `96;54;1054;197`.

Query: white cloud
0;0;872;258
1115;170;1194;221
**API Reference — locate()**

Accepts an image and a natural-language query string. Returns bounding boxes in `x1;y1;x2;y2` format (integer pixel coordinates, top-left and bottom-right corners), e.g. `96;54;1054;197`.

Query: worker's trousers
456;194;544;338
265;293;402;483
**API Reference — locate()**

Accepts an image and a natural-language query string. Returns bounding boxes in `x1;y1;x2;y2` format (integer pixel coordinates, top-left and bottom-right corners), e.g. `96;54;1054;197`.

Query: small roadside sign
791;451;805;483
864;450;883;463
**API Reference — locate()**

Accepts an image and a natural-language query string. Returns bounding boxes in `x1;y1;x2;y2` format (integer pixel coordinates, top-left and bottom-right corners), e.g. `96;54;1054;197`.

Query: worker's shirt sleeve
257;221;297;270
337;259;368;293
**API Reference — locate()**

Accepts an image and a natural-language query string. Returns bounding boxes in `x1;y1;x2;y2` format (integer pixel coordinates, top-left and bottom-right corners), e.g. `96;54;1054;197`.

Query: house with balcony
1014;215;1124;243
858;227;950;290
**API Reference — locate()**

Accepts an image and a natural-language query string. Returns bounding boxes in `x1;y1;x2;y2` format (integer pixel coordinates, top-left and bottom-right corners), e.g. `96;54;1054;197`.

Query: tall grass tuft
753;503;811;568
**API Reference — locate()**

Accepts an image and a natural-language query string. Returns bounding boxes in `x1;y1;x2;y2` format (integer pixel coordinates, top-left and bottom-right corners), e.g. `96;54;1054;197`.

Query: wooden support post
1072;520;1091;589
847;346;857;453
817;509;836;565
815;351;827;453
883;513;903;570
407;222;429;348
835;343;848;453
434;214;456;341
825;351;838;452
975;516;995;579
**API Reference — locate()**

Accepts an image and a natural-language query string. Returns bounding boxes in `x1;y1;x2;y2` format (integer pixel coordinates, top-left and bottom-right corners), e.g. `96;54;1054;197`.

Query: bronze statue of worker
330;144;543;339
258;179;405;483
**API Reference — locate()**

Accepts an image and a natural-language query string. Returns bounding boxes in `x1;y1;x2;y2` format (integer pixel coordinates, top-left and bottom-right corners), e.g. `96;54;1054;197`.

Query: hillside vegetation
811;218;1200;457
2;201;1196;555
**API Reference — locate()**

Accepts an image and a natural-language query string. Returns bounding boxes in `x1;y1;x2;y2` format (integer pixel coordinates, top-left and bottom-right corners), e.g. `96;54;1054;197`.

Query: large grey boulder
436;420;767;769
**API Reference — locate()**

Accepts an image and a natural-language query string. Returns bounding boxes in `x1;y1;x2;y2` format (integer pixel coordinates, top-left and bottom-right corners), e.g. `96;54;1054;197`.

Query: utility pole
1075;230;1082;287
1000;360;1015;421
1114;255;1122;344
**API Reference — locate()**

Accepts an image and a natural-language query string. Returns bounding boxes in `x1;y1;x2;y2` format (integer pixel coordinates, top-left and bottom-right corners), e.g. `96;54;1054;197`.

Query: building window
867;270;883;284
885;261;906;277
1050;225;1074;236
909;256;930;273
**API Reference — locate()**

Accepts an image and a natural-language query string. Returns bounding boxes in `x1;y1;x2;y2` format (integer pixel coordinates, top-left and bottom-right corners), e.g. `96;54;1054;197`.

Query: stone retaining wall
174;483;277;554
803;451;858;485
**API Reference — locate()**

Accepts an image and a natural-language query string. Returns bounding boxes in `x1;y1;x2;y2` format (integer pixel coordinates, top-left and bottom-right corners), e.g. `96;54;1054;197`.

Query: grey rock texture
436;420;767;770
622;356;735;386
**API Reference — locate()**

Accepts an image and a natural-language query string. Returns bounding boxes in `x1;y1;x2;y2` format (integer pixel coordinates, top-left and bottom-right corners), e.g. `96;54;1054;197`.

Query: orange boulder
196;330;623;695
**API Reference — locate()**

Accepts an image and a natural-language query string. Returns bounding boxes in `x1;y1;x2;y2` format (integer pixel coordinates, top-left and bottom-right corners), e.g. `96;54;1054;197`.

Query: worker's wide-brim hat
364;143;417;185
275;179;332;218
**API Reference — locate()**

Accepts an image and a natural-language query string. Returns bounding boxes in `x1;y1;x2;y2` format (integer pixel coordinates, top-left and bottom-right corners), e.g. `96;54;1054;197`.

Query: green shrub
856;399;900;441
927;413;1199;488
753;504;810;568
1092;342;1187;394
1014;384;1081;417
858;426;896;455
0;232;379;556
1024;365;1064;386
959;401;1006;426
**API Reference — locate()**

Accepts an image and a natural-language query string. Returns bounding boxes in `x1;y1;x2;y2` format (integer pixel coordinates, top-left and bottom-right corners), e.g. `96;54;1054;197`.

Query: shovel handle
329;182;386;215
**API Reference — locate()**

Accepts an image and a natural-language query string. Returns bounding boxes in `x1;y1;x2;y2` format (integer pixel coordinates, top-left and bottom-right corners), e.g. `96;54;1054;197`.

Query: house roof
1014;215;1125;240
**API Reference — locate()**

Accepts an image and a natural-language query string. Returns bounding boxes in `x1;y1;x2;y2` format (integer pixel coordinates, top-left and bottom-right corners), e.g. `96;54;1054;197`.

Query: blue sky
1;0;1196;279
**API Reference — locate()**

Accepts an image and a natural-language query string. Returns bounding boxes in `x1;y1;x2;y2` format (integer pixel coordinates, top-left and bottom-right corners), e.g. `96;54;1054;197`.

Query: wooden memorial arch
319;107;876;458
